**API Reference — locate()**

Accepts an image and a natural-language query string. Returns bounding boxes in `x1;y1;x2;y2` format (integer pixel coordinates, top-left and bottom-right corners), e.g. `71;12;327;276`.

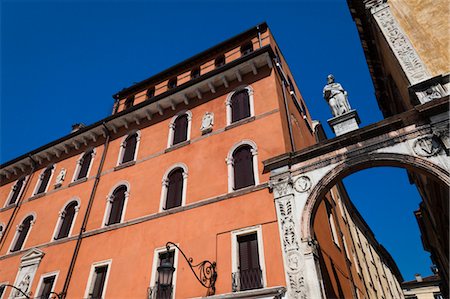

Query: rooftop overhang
1;46;275;181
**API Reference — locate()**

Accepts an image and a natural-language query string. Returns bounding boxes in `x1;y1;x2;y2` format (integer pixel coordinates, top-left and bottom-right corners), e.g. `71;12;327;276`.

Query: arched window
54;201;79;240
168;78;177;89
191;67;200;79
11;215;34;252
240;42;253;56
226;86;254;125
74;149;94;181
6;177;26;206
160;164;188;211
167;112;192;147
215;55;225;68
146;87;155;99
118;131;140;165
34;164;55;195
124;95;134;110
105;185;128;226
227;141;259;192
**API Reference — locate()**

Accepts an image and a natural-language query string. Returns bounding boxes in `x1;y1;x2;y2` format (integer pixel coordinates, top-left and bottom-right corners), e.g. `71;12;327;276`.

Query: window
0;284;6;299
156;251;175;299
34;164;55;195
227;141;259;192
147;87;155;99
231;226;266;292
73;149;94;181
0;224;4;238
84;261;111;299
36;273;57;299
54;201;79;240
168;78;177;89
118;131;140;165
434;293;444;299
105;185;128;226
10;215;34;252
124;95;134;110
190;67;200;79
326;203;340;247
149;247;179;299
215;55;225;68
225;86;255;125
160;164;188;211
6;177;26;206
240;42;253;56
167;112;192;147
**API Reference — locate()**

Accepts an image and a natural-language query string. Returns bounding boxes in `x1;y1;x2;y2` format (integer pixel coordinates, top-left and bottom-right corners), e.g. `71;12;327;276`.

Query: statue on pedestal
323;74;351;117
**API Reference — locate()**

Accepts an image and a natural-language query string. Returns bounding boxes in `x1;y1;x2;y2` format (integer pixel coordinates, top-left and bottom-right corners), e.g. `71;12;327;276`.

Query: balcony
232;268;263;292
148;285;173;299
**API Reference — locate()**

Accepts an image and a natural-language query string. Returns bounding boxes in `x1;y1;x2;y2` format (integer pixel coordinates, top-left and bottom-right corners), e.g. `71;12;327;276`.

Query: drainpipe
60;123;111;299
274;58;296;152
0;156;37;250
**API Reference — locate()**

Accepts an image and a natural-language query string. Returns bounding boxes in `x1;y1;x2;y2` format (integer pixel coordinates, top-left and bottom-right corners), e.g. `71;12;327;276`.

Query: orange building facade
0;23;402;299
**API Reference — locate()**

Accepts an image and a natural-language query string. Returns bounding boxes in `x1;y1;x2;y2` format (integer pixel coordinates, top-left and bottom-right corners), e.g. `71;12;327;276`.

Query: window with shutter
56;201;78;239
124;96;134;110
11;215;33;252
39;275;56;299
168;78;177;89
156;251;175;299
165;169;183;209
77;150;93;180
172;115;188;145
107;186;126;225
90;265;108;299
8;177;25;205
233;145;255;190
231;90;251;123
36;165;54;195
237;233;262;290
240;42;253;56
215;55;225;68
191;68;200;79
147;87;155;99
121;133;137;164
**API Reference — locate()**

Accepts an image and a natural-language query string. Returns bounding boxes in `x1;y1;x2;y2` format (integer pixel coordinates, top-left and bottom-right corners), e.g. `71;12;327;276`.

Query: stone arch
301;152;450;240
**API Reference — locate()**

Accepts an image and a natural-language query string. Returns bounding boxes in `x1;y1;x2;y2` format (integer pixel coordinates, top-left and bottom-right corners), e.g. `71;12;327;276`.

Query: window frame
225;85;255;126
102;182;130;227
83;259;112;299
116;130;141;166
8;213;36;253
0;222;4;239
215;55;225;68
0;281;9;299
4;176;28;208
159;163;188;212
167;111;192;148
168;77;177;89
231;225;267;290
32;164;56;196
51;198;80;241
72;148;96;182
149;245;179;299
226;140;259;193
35;271;59;299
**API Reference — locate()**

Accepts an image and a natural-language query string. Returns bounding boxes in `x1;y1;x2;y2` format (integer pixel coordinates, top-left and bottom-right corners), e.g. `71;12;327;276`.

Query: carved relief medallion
293;176;312;193
200;112;214;134
413;135;441;157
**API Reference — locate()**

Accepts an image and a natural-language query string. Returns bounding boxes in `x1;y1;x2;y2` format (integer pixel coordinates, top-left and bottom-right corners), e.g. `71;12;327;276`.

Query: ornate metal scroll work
371;4;430;84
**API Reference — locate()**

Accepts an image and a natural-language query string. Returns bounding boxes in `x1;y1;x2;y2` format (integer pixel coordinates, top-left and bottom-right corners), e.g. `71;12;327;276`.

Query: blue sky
1;0;431;280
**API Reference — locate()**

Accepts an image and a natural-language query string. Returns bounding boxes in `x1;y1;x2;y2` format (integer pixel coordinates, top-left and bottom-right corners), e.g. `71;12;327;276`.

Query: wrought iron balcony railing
147;285;173;299
232;268;263;292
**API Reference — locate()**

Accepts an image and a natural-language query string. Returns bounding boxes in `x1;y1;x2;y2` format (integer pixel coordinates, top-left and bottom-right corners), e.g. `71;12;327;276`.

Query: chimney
71;123;85;133
415;273;423;282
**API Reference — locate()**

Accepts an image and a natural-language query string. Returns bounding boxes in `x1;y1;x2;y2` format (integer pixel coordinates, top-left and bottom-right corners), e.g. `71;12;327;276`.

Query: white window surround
8;213;36;253
225;85;255;126
83;259;112;299
32;165;56;196
34;271;59;298
226;140;259;193
102;181;130;228
51;198;81;242
116;130;141;166
231;225;267;289
167;110;193;148
71;148;96;182
149;245;179;299
0;281;8;299
4;176;28;208
159;163;188;212
329;212;340;248
0;222;5;239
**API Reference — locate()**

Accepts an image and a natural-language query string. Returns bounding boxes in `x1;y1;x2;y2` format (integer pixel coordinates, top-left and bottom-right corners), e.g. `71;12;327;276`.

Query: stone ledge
225;116;256;131
68;177;88;187
113;160;136;171
164;140;191;153
190;286;286;299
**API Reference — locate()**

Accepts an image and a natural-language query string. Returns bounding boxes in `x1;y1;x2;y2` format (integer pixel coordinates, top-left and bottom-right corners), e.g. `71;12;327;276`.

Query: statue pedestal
327;110;361;136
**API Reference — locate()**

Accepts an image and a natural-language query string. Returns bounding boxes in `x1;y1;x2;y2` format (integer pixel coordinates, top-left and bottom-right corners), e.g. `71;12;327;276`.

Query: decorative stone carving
323;75;351;117
371;3;430;84
200;112;214;134
54;168;66;188
12;248;45;298
413;135;442;157
293;176;312;193
14;274;31;298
